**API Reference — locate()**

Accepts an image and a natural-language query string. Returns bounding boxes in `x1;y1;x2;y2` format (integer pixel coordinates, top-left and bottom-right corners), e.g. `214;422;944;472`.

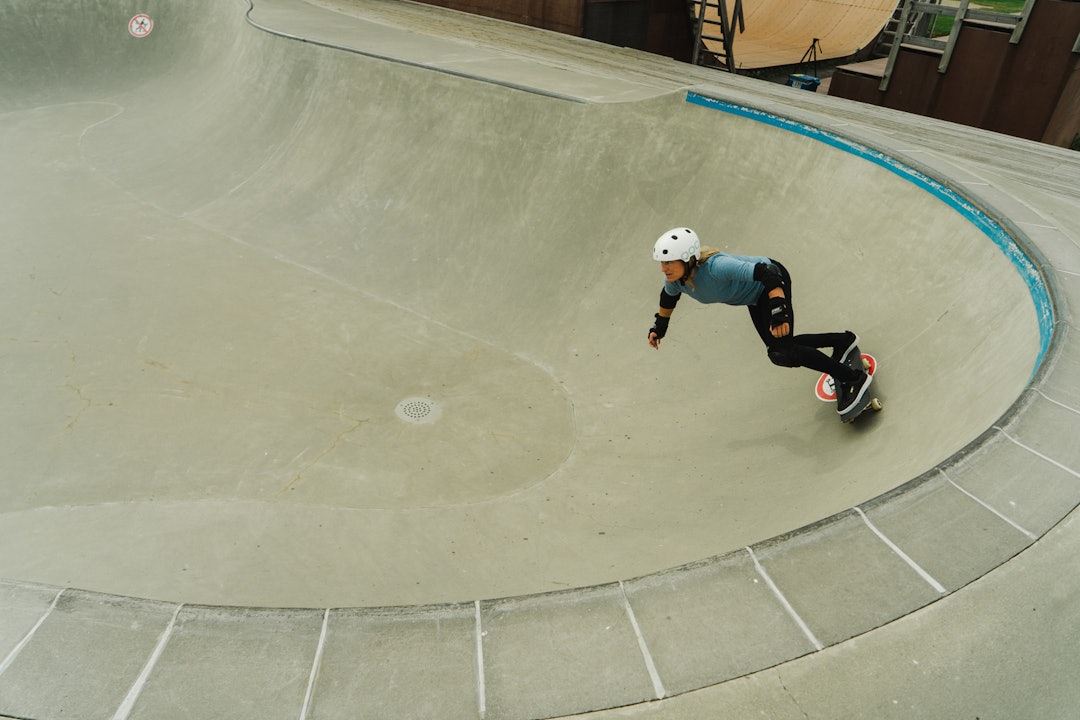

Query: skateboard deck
814;350;882;423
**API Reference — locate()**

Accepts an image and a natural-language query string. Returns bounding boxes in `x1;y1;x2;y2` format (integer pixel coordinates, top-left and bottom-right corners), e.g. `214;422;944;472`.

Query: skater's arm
767;286;790;338
648;289;680;349
752;263;791;339
648;307;673;349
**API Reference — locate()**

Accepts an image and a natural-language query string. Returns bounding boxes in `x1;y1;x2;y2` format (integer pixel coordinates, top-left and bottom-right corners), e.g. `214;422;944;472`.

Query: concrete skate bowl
0;1;1067;718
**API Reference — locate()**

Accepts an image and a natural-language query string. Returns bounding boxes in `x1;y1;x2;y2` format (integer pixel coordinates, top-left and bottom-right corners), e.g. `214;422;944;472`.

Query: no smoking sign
129;14;154;38
815;353;877;402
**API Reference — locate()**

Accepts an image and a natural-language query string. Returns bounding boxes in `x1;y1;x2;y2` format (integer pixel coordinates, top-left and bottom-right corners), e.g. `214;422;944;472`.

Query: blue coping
685;91;1055;374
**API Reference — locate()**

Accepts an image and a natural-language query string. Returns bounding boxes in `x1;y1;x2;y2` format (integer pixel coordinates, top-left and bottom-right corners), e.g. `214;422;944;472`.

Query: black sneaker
837;370;873;415
834;331;859;364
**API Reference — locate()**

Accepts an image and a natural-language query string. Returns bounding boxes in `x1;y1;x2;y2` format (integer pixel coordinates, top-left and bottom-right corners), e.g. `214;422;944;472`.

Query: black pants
747;261;859;381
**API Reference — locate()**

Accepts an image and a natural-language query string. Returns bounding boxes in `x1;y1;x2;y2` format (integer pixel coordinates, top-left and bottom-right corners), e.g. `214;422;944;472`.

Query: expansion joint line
854;507;946;594
619;581;666;700
298;608;331;720
746;547;823;651
940;469;1038;541
0;588;65;678
113;604;184;720
1035;388;1080;417
995;426;1080;480
475;600;487;718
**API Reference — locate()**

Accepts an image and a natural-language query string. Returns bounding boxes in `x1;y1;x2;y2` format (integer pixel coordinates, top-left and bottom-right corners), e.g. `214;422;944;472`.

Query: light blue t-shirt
663;253;769;307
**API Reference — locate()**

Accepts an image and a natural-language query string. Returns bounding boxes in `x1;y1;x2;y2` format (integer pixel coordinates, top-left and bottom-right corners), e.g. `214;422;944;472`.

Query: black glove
649;313;670;339
767;295;792;329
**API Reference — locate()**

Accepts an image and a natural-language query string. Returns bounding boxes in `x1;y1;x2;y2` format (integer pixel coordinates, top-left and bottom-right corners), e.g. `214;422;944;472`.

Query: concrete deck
1;0;1078;718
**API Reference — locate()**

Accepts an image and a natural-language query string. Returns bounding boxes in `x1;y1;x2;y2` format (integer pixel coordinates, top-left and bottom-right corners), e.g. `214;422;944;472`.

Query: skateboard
814;349;882;423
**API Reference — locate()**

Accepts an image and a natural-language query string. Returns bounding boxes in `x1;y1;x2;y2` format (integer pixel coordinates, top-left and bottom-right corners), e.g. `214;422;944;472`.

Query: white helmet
653;227;701;263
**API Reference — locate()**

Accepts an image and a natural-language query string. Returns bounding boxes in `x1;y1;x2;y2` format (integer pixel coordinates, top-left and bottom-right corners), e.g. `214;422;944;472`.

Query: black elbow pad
659;289;681;309
753;262;783;291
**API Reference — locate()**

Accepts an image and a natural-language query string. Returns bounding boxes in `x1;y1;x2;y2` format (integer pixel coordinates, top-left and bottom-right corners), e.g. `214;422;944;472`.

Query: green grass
931;16;955;36
971;0;1026;12
929;0;1026;37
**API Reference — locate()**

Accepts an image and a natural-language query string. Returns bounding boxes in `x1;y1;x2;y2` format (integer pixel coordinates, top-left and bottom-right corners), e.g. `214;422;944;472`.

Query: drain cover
395;397;441;424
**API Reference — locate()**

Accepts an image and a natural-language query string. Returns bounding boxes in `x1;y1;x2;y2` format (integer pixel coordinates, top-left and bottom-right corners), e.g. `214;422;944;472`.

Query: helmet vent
395;397;441;424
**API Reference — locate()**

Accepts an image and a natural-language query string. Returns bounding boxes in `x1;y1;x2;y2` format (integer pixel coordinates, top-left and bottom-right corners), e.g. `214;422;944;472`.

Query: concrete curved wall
0;0;1045;607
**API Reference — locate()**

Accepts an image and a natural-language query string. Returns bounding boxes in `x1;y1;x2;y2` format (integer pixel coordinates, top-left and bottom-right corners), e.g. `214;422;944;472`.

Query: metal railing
880;0;1037;90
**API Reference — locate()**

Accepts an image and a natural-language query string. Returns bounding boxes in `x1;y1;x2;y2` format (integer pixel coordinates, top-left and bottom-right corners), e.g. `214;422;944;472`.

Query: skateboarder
647;227;873;416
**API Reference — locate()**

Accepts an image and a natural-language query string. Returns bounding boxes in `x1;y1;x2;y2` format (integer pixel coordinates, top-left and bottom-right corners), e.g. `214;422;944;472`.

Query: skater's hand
648;312;670;349
767;288;791;338
770;322;791;339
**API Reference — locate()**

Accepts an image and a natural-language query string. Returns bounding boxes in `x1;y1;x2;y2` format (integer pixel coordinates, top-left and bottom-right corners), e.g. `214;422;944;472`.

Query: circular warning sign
815;353;876;402
129;14;154;38
815;373;838;402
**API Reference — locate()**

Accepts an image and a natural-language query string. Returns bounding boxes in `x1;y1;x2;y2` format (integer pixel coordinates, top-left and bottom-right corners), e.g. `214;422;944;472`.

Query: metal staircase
686;0;745;71
879;0;1037;90
872;0;940;56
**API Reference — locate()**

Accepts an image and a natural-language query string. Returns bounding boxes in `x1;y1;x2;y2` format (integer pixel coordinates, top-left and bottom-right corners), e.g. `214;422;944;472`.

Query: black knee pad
767;345;800;368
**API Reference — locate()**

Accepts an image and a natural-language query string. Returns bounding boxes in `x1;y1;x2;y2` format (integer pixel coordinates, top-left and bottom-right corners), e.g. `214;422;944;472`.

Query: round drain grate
395;397;441;424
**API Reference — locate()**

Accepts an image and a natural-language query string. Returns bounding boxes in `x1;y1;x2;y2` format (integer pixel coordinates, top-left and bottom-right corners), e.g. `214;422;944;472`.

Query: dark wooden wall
828;0;1080;147
414;0;695;60
417;0;584;34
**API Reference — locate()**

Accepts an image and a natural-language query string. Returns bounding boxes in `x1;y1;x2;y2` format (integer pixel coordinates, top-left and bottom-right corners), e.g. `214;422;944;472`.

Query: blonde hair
685;247;721;289
699;247;721;262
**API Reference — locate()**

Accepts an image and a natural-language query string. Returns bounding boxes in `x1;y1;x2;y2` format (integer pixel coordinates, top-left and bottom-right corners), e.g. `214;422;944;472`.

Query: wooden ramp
701;0;898;69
